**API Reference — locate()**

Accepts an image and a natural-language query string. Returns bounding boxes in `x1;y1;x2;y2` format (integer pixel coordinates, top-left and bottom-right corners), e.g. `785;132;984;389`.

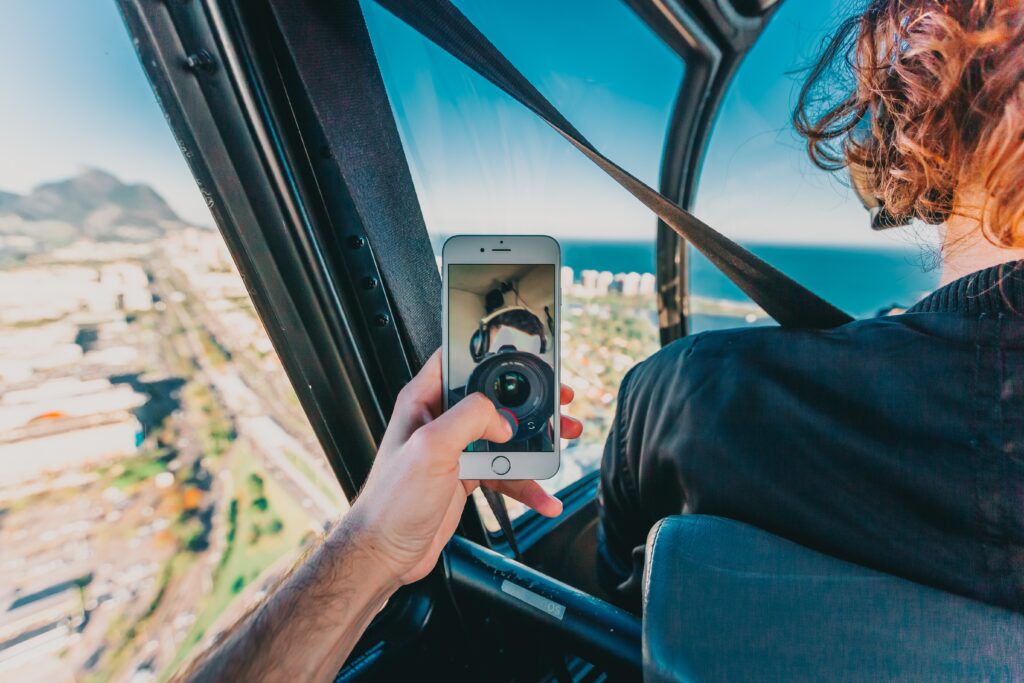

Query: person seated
597;0;1024;614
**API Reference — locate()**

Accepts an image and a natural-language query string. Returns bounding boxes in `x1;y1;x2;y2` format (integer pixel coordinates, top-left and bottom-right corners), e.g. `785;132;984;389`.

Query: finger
485;480;562;518
461;479;480;497
398;349;443;414
560;414;583;440
560;384;574;406
416;392;512;456
385;351;443;446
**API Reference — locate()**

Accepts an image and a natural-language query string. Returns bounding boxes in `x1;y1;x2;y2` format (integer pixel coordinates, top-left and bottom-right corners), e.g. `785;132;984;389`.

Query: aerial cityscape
0;169;667;681
0;170;350;682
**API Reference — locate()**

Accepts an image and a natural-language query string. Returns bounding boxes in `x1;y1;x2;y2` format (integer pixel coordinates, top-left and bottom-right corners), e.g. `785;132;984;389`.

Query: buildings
0;378;146;489
0;256;154;493
565;266;655;299
0;412;142;488
0;575;87;675
0;262;152;326
560;266;575;291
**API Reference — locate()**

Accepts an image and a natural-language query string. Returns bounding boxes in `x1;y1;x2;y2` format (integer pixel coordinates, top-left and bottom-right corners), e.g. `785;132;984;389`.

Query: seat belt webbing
373;0;854;330
481;486;523;561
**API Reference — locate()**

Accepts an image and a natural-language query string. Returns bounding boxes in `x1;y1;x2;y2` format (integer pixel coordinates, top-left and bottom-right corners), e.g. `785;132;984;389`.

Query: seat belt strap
374;0;854;330
480;487;523;562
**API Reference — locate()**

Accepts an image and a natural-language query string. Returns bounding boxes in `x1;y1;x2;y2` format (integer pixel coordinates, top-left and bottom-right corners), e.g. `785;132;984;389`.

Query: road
104;258;345;682
153;261;343;524
151;262;343;527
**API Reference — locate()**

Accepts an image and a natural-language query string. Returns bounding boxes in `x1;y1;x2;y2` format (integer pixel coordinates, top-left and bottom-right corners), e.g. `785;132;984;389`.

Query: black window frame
116;1;456;676
636;0;781;346
116;0;780;558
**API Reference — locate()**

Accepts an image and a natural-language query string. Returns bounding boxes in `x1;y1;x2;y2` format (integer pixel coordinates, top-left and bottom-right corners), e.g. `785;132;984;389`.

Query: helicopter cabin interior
107;0;1024;680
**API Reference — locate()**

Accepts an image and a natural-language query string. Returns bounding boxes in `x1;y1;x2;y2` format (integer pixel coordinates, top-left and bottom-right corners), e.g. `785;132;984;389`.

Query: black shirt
597;262;1024;614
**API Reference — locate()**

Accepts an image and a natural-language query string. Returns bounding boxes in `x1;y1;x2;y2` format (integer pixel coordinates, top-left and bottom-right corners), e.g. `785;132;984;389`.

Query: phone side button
491;456;511;475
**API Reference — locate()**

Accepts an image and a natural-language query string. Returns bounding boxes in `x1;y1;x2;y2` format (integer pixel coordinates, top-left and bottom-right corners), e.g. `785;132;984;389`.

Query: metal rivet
361;276;378;290
184;50;216;74
347;236;365;249
374;313;390;327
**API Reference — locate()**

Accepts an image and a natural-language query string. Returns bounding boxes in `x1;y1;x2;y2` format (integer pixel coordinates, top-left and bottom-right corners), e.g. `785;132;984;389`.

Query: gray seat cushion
642;515;1024;682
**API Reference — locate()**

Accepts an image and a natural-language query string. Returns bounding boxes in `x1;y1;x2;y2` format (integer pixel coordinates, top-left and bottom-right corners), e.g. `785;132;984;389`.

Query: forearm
177;517;400;683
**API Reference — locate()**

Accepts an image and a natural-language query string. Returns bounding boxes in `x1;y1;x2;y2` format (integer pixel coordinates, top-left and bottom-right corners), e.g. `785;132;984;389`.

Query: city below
0;224;349;682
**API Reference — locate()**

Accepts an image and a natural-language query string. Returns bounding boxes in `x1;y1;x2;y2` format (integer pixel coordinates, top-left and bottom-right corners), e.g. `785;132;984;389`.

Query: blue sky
0;0;913;246
0;1;211;225
362;0;682;239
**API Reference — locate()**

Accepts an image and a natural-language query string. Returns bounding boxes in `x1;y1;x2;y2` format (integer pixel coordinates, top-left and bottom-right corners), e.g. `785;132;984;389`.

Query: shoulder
622;316;928;405
625;325;794;388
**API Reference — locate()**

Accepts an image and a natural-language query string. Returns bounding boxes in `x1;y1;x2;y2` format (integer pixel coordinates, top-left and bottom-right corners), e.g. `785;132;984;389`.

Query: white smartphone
442;235;561;480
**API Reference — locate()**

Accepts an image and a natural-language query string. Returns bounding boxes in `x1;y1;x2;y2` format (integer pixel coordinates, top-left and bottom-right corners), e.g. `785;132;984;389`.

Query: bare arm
175;351;582;682
176;520;398;682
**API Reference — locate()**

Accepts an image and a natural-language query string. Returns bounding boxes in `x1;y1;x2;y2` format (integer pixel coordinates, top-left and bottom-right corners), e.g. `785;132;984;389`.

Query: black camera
466;344;554;442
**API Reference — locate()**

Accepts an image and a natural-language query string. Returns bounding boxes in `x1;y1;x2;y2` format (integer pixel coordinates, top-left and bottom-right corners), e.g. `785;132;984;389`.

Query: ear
470;322;489;362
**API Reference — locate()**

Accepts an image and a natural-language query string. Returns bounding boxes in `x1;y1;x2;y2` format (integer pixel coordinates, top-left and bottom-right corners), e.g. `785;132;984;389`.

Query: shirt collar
908;261;1024;315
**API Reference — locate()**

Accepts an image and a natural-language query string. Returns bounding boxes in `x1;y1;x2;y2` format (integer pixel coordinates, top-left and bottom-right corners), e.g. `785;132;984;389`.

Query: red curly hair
794;0;1024;246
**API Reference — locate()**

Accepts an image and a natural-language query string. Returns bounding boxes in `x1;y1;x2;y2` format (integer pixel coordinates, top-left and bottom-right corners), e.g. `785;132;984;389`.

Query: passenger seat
642;515;1024;682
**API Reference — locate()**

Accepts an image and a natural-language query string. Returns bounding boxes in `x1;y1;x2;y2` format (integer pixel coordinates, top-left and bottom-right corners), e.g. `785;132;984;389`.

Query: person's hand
344;350;582;587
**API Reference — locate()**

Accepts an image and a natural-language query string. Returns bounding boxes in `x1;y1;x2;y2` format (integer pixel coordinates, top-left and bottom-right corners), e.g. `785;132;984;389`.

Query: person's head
794;1;1024;249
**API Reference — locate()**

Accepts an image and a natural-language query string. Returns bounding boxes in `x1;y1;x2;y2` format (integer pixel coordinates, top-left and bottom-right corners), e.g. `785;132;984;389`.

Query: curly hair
794;0;1024;246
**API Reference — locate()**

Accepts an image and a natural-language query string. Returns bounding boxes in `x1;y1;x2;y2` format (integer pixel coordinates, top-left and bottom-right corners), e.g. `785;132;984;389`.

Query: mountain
0;169;183;244
0;190;17;213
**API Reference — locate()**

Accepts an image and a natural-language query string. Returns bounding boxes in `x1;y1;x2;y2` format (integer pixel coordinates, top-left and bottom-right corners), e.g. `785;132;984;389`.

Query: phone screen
448;263;556;453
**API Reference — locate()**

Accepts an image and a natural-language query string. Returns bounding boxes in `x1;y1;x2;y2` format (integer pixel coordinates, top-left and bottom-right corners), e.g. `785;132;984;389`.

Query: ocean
432;236;942;321
560;239;940;320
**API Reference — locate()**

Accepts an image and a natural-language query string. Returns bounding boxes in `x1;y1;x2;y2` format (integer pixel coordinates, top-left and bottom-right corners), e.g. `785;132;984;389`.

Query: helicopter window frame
359;1;705;532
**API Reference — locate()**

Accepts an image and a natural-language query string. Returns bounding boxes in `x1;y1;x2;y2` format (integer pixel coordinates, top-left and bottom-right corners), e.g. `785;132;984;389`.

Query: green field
158;445;317;681
282;449;343;504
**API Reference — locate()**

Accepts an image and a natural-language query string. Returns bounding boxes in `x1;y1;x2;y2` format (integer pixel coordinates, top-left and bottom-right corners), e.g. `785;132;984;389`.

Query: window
0;3;344;680
363;0;682;507
690;0;940;333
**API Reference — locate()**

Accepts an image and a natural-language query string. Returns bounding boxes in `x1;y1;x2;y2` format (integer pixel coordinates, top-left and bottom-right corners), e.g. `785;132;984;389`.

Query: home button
491;456;511;476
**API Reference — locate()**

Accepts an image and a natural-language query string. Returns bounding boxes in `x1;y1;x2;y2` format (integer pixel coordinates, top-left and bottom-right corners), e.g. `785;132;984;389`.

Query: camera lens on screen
465;344;554;442
494;371;530;407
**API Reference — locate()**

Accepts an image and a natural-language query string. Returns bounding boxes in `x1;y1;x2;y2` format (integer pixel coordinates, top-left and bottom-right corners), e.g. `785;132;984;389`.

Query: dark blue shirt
598;262;1024;614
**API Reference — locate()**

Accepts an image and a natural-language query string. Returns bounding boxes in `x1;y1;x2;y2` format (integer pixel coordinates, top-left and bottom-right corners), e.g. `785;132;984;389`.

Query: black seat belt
373;0;854;331
481;486;523;561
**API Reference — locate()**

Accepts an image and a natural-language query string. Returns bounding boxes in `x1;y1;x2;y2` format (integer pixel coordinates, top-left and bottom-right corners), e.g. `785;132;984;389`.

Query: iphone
442;235;561;480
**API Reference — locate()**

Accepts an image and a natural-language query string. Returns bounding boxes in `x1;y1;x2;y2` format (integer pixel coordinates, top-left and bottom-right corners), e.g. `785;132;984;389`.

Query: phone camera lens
480;247;485;252
493;371;530;408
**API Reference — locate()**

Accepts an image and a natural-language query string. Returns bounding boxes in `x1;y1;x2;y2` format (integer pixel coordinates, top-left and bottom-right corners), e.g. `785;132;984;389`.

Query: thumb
415;392;513;456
